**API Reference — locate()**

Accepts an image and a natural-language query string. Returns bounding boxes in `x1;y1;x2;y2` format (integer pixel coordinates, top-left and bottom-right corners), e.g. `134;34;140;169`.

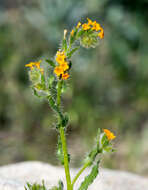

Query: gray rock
0;161;147;190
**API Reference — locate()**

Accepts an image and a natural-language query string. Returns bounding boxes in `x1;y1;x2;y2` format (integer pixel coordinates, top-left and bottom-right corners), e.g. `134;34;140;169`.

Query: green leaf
77;30;85;38
41;74;45;84
25;181;48;190
35;83;46;91
62;39;67;51
69;28;78;45
85;130;102;163
48;75;55;89
62;113;69;127
48;96;63;115
33;88;42;98
97;128;101;138
96;128;101;147
49;180;64;190
103;146;113;152
78;161;100;190
61;81;67;93
87;148;98;163
58;180;64;190
48;96;56;108
46;59;55;67
101;134;109;148
67;47;80;58
48;96;65;122
68;153;71;163
68;61;72;70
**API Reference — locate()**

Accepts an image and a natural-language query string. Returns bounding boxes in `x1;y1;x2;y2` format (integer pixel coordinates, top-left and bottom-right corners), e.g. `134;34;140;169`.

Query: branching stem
72;161;91;187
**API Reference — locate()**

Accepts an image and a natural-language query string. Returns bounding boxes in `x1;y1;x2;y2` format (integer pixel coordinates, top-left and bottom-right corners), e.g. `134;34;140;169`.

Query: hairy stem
60;127;72;190
72;161;91;187
57;80;72;190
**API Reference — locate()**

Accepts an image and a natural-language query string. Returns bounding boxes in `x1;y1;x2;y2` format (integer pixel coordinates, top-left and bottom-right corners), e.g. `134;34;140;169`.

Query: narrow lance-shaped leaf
48;75;55;89
62;38;67;51
78;160;100;190
101;134;109;148
49;180;64;190
48;97;64;121
85;128;102;164
77;29;85;38
32;88;42;98
46;59;55;67
69;28;78;45
41;71;45;81
48;96;63;118
62;113;69;127
58;180;64;190
67;47;80;58
87;148;98;164
25;181;47;190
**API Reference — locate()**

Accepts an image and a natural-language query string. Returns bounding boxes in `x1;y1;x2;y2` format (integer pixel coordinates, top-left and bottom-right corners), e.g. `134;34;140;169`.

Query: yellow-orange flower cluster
82;23;91;31
103;129;116;141
70;21;81;36
82;18;104;39
25;60;44;73
54;51;70;80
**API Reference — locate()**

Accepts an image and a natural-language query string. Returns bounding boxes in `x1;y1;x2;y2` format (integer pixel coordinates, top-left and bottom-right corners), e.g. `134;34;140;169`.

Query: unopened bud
64;29;67;39
80;32;99;48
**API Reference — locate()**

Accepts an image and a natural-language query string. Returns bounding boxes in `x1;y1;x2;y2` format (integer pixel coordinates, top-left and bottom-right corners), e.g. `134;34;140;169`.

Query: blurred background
0;0;148;176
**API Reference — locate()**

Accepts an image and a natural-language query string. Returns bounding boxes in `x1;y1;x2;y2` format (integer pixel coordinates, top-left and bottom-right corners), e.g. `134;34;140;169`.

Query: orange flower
87;18;93;26
56;51;65;56
25;62;34;70
98;27;104;39
54;66;63;76
25;60;42;70
87;18;101;31
92;22;101;31
103;129;116;140
56;51;66;64
76;22;81;29
59;61;69;71
62;73;70;80
82;23;91;31
71;29;74;36
34;60;41;69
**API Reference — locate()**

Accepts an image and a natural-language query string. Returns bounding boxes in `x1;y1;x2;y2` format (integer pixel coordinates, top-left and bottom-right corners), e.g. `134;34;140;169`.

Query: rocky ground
0;161;147;190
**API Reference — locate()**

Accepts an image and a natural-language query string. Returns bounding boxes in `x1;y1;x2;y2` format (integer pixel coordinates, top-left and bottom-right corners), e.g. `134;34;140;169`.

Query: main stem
57;80;72;190
60;127;72;190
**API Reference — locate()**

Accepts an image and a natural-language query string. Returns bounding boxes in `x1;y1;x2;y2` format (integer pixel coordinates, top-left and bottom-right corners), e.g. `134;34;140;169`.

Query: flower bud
29;69;41;85
64;29;67;39
80;32;99;48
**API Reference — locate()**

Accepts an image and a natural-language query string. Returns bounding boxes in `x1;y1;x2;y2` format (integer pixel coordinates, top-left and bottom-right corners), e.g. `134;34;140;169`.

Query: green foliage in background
0;0;148;175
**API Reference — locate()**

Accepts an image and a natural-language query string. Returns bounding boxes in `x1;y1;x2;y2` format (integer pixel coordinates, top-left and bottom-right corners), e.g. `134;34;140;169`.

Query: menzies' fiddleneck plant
25;18;116;190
